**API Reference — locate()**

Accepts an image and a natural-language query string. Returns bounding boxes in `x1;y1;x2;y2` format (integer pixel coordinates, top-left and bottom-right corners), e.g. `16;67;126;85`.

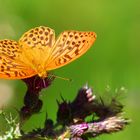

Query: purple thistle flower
70;123;88;137
22;75;55;93
57;84;96;125
20;75;55;121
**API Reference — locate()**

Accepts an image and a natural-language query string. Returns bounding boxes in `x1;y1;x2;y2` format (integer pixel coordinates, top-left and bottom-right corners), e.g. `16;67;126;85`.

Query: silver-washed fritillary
0;26;97;79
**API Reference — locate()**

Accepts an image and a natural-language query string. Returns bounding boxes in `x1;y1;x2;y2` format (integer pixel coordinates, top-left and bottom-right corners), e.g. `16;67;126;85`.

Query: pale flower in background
0;81;14;109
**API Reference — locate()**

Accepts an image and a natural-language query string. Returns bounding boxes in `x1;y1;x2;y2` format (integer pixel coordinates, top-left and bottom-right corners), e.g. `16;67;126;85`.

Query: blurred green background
0;0;139;139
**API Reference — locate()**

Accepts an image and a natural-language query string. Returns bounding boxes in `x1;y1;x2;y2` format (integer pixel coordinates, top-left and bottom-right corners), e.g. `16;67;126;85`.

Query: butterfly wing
0;40;36;79
19;26;55;69
19;26;55;48
46;31;97;70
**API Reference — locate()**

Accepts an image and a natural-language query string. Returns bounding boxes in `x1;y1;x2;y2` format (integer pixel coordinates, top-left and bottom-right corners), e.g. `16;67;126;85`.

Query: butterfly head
38;71;47;78
37;65;48;78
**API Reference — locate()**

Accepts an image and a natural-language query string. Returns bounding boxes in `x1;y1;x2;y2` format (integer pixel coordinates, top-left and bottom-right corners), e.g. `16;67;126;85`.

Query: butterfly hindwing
0;40;36;79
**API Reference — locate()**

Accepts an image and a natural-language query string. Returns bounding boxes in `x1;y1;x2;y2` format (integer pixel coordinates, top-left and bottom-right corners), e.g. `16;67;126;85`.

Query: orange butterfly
0;26;96;79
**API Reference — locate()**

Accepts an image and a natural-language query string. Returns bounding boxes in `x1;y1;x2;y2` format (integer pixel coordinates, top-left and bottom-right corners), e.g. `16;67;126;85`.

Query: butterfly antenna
49;73;72;82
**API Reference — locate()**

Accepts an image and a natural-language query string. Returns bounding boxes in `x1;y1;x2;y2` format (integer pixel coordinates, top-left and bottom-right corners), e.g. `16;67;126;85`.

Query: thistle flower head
22;75;55;93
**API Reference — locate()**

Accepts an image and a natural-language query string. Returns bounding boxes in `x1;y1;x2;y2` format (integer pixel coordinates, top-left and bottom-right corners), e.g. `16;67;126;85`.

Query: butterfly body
0;26;97;79
19;46;49;78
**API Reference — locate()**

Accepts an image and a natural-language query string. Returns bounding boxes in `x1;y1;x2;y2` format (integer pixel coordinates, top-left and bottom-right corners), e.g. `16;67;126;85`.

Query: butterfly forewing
19;26;55;48
0;40;36;79
46;31;97;70
19;26;56;70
